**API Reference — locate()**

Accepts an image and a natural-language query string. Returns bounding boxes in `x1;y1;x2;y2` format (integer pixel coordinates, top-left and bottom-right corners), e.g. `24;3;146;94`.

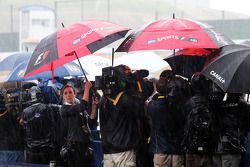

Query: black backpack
23;103;56;149
183;97;213;153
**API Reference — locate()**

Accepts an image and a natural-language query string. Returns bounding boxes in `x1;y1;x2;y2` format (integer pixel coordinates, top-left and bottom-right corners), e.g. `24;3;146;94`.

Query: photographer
147;75;190;167
98;65;144;167
128;70;154;167
147;77;171;167
60;81;98;167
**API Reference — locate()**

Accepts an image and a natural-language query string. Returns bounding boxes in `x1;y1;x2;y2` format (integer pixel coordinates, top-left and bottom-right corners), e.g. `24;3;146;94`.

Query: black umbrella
164;55;206;79
202;44;250;93
164;48;216;79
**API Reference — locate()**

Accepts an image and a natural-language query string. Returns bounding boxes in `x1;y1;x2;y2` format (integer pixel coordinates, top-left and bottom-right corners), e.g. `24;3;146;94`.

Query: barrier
91;140;103;167
0;161;49;167
91;130;103;167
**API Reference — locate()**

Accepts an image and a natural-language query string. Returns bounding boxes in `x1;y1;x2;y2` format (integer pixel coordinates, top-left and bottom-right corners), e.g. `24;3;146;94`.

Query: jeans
0;150;24;162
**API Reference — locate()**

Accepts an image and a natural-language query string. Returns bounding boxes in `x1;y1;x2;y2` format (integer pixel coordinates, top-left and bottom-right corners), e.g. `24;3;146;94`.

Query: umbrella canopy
114;52;169;73
164;48;216;78
0;52;31;71
116;18;233;52
173;48;214;56
0;52;31;82
165;55;207;79
202;44;250;93
5;61;85;82
240;40;250;46
75;55;111;81
24;20;130;79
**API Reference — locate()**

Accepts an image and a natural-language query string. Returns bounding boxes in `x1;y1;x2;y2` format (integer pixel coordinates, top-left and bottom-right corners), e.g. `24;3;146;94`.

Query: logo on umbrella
147;36;198;45
72;27;114;45
34;50;50;66
210;70;225;84
17;69;25;77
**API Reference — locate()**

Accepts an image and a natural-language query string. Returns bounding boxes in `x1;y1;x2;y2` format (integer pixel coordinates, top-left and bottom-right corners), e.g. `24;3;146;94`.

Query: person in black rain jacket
182;73;213;167
60;81;97;167
212;93;250;167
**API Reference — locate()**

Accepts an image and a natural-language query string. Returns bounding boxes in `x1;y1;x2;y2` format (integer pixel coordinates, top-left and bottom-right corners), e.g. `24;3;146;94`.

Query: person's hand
92;96;99;106
90;96;99;119
84;81;92;91
82;81;92;102
19;116;24;126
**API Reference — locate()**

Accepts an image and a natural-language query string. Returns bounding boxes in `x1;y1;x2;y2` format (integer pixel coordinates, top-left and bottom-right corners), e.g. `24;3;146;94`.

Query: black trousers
65;142;92;167
26;149;56;164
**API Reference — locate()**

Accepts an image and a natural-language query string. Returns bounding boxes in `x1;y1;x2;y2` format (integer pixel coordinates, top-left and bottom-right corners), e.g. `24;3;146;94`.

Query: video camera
5;89;21;112
95;65;150;96
95;66;119;95
5;88;31;112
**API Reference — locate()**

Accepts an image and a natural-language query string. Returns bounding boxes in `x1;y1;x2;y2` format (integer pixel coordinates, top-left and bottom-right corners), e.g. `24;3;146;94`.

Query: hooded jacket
147;95;185;154
99;92;143;154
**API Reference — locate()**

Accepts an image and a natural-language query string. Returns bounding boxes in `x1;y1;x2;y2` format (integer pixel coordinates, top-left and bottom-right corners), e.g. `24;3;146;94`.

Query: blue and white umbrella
0;52;31;71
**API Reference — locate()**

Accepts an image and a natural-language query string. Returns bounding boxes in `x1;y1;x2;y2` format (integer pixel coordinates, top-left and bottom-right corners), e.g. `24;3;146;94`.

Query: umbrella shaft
74;51;88;81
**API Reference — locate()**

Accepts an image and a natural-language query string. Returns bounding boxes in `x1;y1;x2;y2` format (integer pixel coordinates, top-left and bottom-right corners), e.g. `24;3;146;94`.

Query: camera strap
0;110;7;117
106;91;124;106
137;81;142;93
157;96;165;99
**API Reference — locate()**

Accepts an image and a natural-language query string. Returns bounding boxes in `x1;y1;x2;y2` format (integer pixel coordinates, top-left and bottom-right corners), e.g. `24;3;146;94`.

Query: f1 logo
34;50;50;66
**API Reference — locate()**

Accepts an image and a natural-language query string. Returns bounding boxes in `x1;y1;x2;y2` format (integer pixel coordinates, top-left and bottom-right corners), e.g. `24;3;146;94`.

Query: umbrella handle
112;48;114;66
74;51;88;81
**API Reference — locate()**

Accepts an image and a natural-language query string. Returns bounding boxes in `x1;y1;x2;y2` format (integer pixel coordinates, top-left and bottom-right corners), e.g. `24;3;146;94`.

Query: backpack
183;97;212;153
23;103;56;149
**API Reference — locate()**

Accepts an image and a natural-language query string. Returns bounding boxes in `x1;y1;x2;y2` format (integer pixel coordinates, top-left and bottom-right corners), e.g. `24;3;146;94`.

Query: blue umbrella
5;61;87;82
0;52;31;71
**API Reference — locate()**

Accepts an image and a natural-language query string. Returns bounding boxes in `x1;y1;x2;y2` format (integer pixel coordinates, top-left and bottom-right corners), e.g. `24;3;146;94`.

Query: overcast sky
210;0;250;15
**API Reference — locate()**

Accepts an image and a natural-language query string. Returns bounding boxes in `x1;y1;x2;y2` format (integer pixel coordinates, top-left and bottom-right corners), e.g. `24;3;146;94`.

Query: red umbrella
174;48;215;56
116;18;233;52
24;20;130;80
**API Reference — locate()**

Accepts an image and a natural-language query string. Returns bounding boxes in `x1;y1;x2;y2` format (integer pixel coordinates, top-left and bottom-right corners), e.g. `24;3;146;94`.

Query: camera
5;89;20;112
95;65;151;96
5;88;32;112
6;89;20;103
95;66;119;95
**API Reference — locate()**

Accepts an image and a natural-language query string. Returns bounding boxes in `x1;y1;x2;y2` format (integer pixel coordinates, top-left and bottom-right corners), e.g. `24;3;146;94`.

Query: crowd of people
0;78;99;167
0;64;250;167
